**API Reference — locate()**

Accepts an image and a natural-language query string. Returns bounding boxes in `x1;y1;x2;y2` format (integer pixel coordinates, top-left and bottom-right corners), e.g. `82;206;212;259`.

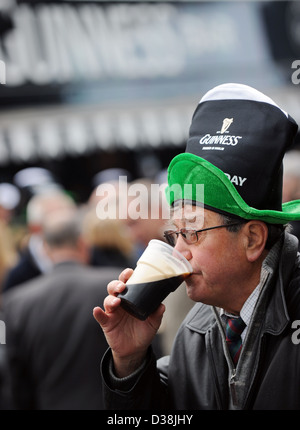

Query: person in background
0;183;21;409
0;183;20;225
84;176;135;269
124;178;166;260
0;183;20;290
82;209;134;269
2;208;121;410
2;190;76;292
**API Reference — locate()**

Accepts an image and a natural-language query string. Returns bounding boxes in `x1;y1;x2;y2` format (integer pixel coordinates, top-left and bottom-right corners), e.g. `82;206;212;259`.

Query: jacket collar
186;302;215;334
263;231;299;335
185;231;299;336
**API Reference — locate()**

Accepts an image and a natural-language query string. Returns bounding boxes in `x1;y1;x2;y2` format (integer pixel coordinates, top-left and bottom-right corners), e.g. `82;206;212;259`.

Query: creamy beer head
127;239;192;284
118;240;193;320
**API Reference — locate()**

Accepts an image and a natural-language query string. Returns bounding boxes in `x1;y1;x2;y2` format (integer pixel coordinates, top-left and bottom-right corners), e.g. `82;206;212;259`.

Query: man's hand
93;268;165;377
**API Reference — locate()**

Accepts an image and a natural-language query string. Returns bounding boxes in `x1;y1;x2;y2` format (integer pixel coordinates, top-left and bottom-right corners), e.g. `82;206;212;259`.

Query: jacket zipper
229;272;271;408
243;334;267;409
210;307;239;408
229;368;238;406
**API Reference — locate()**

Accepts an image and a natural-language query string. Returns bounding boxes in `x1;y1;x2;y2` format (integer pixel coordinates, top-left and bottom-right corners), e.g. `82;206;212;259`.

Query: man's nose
174;236;192;261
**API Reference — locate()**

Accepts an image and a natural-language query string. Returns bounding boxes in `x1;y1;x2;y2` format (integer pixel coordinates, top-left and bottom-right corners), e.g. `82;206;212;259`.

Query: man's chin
186;272;202;286
185;272;212;303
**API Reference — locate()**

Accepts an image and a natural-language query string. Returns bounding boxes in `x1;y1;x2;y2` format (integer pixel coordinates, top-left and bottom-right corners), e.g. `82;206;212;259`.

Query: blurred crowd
0;166;194;410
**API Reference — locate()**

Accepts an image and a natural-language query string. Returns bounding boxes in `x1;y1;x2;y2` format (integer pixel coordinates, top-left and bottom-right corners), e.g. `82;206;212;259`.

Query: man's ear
243;221;268;262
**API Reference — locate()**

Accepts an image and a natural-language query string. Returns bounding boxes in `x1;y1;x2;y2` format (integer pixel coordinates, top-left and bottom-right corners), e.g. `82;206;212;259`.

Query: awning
0;98;194;165
0;85;300;166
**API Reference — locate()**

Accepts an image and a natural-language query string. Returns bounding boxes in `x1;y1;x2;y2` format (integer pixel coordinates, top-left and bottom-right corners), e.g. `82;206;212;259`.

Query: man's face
169;204;251;311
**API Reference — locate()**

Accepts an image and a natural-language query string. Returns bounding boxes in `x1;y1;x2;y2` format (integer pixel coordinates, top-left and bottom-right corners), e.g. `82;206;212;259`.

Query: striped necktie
225;316;246;365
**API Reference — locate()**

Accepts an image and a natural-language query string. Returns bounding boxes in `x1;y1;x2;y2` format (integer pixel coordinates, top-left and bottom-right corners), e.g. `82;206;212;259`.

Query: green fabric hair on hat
166;153;300;224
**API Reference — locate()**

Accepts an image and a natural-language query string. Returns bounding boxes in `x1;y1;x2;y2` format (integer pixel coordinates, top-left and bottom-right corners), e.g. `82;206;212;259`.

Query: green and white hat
166;83;300;224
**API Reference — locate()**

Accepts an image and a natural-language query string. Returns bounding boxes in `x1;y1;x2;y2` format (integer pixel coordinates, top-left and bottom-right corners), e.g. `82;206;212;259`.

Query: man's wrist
112;350;148;378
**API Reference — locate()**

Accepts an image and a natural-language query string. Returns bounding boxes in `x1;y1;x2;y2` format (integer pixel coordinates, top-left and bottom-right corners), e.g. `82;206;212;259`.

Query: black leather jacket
101;232;300;410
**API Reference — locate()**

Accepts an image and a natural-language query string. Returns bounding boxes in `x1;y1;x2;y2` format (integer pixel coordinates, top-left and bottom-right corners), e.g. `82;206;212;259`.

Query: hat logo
199;116;242;147
217;118;233;134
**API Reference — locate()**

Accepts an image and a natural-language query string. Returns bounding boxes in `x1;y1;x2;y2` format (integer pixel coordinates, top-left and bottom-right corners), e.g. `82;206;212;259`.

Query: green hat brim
165;153;300;224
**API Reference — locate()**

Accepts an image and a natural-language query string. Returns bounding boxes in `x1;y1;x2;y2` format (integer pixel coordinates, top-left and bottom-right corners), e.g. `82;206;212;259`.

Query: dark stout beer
118;272;191;320
117;239;193;320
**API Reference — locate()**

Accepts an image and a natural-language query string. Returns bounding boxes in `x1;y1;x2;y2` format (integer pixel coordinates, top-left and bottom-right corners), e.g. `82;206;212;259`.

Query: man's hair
26;190;75;227
43;210;82;249
219;214;286;250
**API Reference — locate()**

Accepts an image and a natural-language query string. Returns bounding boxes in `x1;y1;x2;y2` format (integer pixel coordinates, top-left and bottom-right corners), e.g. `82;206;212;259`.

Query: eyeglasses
163;223;242;247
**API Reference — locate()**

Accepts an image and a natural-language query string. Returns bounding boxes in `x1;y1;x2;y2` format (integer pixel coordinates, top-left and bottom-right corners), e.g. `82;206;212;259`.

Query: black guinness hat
166;83;300;224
